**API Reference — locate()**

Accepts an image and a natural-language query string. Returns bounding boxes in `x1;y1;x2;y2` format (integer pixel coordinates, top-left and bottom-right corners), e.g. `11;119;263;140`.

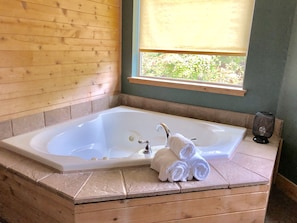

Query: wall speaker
253;111;275;144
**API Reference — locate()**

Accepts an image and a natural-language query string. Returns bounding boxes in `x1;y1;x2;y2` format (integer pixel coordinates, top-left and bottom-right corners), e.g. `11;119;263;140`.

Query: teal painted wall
277;4;297;184
122;0;297;184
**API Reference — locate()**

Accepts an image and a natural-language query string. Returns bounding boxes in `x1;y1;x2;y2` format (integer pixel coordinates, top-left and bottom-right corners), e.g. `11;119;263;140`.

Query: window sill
128;77;247;97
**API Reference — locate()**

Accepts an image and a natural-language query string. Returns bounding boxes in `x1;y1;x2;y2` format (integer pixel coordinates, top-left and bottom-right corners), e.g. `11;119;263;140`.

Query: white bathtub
0;106;246;172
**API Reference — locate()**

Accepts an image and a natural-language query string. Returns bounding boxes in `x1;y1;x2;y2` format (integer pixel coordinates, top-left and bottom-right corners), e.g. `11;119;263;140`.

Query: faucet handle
138;139;149;144
138;140;152;154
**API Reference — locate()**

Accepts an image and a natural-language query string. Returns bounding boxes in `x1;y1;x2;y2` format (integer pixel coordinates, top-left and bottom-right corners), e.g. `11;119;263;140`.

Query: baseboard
275;173;297;202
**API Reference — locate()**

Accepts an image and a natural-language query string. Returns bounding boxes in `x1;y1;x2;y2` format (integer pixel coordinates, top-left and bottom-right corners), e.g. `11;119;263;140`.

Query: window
130;0;255;96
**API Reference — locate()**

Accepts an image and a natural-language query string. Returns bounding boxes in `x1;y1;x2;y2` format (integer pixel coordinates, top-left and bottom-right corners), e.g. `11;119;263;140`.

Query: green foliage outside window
140;53;246;86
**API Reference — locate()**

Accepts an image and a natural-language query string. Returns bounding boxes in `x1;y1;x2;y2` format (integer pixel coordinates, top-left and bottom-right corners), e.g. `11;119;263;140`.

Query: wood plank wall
0;0;121;122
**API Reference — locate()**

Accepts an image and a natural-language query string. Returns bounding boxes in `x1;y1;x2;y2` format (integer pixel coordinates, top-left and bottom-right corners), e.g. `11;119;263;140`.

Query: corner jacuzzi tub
0;106;246;172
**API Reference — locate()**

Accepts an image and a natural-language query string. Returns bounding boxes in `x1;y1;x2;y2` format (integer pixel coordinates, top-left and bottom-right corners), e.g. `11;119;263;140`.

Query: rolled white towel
151;148;189;182
168;133;196;160
186;151;210;181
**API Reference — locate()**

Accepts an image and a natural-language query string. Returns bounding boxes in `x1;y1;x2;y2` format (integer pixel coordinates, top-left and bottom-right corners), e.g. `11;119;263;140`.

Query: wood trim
75;186;269;223
128;77;247;96
0;167;74;223
273;139;283;184
275;173;297;202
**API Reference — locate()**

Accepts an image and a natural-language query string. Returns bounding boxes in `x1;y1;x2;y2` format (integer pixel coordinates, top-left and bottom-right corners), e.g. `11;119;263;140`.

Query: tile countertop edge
0;132;280;204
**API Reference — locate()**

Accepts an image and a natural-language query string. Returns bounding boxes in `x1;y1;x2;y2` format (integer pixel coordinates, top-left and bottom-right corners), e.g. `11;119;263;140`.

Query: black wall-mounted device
252;111;275;144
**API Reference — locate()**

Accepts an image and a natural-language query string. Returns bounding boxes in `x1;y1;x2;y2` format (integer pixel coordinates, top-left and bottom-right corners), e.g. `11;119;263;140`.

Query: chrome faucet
156;123;171;146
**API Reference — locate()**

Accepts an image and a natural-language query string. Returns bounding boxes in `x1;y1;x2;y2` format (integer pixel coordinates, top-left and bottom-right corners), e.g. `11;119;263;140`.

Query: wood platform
0;165;270;223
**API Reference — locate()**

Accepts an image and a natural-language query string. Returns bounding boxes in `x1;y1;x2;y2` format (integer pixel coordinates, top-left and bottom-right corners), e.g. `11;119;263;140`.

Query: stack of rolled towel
151;133;210;182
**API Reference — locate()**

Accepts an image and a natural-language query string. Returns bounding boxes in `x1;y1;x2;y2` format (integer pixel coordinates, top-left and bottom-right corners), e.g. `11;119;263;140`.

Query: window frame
129;0;249;97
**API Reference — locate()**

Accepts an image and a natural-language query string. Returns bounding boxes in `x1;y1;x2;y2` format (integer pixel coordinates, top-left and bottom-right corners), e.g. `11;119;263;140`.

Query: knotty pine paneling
0;0;121;122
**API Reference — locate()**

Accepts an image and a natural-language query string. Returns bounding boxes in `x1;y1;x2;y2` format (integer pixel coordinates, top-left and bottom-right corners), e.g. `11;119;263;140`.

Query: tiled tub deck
0;130;281;223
